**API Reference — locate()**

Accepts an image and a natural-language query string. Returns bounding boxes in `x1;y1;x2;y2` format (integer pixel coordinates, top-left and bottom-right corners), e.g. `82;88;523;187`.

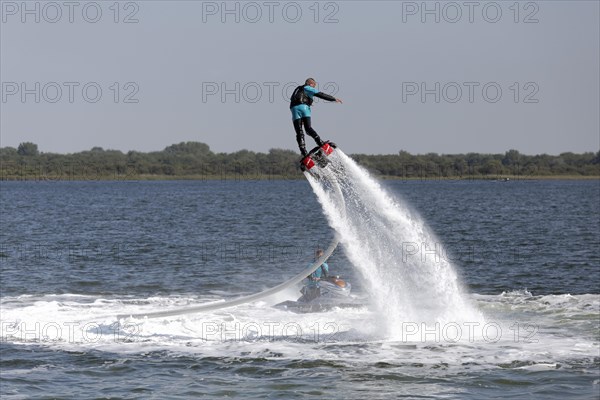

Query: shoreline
1;174;598;182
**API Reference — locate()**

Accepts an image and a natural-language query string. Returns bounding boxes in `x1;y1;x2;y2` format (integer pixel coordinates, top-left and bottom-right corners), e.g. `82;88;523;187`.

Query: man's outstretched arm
314;92;343;103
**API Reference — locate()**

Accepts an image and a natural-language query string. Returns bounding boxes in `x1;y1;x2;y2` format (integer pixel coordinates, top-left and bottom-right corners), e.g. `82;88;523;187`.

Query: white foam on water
0;292;374;356
0;290;597;374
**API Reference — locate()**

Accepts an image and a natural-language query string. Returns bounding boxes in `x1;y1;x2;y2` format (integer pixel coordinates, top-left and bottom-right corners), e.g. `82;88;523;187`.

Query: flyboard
300;141;336;171
118;142;342;320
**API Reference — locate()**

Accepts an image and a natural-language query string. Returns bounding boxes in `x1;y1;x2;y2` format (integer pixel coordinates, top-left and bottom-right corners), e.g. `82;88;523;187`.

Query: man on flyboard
289;78;343;157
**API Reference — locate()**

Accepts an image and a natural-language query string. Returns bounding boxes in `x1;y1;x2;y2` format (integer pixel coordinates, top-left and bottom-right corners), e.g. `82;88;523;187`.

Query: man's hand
336;98;343;104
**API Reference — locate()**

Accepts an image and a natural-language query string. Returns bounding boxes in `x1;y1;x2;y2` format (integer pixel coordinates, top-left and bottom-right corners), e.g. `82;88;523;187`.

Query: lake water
1;177;598;399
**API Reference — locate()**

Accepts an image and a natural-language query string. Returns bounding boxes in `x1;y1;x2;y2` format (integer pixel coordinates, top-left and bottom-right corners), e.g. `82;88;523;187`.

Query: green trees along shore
1;142;598;181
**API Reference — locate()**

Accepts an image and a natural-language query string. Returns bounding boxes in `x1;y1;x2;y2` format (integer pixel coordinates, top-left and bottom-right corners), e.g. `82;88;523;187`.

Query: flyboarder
290;78;343;157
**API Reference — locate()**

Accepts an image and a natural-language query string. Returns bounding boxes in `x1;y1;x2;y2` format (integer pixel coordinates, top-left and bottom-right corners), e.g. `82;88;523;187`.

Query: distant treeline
1;141;599;180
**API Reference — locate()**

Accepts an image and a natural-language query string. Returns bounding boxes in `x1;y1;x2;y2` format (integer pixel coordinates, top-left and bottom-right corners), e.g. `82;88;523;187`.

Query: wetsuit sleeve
303;85;319;97
314;92;337;102
322;263;329;277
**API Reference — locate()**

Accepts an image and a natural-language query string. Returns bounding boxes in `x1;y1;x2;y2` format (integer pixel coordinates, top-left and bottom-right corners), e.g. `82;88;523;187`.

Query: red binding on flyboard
300;141;336;171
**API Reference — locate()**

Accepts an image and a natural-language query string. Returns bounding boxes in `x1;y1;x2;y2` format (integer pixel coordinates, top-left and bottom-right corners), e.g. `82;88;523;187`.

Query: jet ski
274;275;366;313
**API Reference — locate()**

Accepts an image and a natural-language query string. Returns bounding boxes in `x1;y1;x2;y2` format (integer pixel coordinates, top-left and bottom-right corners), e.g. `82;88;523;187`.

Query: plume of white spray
305;150;484;339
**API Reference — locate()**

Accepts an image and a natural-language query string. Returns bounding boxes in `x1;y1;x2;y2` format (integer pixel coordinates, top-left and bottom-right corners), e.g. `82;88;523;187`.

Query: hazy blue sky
1;0;598;155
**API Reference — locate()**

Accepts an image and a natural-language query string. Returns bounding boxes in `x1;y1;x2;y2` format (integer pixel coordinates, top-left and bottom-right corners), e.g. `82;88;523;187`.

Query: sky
1;0;599;155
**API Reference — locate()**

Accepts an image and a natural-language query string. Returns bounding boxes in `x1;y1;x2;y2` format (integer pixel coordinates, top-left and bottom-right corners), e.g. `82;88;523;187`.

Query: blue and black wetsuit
290;85;337;156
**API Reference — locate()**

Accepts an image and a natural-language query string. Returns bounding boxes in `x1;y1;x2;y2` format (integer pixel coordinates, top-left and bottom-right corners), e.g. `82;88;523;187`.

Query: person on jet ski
309;248;329;281
289;78;343;157
299;249;330;302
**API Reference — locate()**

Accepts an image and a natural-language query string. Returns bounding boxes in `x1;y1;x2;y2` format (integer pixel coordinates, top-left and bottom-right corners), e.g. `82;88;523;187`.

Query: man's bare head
305;78;317;87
